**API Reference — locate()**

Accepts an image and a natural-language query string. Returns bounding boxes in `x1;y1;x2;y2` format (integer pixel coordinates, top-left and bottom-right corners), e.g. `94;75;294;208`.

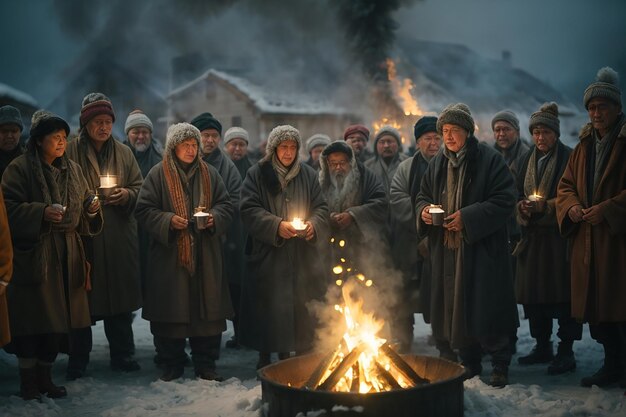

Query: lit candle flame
291;217;306;230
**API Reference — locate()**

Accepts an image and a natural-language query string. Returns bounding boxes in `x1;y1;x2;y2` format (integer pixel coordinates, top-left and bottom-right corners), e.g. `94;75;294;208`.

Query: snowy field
1;307;624;417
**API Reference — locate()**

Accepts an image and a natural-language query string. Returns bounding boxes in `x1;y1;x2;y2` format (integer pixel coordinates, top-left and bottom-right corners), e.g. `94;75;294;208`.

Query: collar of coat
259;159;283;195
578;114;626;143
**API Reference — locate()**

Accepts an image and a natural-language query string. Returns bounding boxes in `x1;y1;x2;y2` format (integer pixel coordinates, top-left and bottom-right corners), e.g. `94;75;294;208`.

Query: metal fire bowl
259;353;465;417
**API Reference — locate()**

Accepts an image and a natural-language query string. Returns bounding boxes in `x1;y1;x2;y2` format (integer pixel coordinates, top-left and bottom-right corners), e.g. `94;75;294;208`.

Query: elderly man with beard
65;93;143;379
390;116;445;354
0;105;25;178
239;125;328;369
416;103;518;387
557;67;626;388
123;110;162;178
318;140;387;270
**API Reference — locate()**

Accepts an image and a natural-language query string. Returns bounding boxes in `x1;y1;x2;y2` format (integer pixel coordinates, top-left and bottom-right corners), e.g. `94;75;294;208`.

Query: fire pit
259;353;465;417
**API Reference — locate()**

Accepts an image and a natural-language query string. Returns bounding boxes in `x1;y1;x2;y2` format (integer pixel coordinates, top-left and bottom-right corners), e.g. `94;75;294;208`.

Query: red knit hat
80;92;115;127
343;124;370;141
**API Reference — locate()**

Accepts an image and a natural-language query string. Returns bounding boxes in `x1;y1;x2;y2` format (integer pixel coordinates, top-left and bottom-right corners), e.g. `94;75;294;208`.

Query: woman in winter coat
1;110;102;400
238;125;328;369
135;123;233;382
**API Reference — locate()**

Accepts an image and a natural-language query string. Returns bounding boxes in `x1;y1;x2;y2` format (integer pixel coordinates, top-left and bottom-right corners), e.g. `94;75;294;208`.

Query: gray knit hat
165;122;201;156
529;102;560;137
491;110;520;132
437;103;475;135
265;125;301;155
305;133;331;154
583;67;621;109
124;109;153;134
224;126;249;145
373;125;401;148
0;105;23;131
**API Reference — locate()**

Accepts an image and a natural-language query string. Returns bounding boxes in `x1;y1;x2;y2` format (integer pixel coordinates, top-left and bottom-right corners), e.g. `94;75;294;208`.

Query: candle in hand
99;174;117;189
291;217;307;231
528;193;542;202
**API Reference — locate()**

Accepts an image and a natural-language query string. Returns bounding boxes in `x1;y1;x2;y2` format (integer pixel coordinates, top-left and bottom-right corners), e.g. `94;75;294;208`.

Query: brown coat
556;119;626;323
0;187;12;347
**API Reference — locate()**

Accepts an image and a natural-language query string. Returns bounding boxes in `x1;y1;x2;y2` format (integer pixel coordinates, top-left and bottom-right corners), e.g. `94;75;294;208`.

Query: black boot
581;343;622;387
547;341;576;375
518;339;553;365
36;363;67;398
489;363;509;388
195;367;224;382
19;367;41;401
160;365;184;381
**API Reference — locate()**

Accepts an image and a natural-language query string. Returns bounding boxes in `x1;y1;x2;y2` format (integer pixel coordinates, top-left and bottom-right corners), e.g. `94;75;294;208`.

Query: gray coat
416;137;518;344
365;152;408;198
2;154;102;337
239;161;329;353
135;161;234;325
66;136;143;316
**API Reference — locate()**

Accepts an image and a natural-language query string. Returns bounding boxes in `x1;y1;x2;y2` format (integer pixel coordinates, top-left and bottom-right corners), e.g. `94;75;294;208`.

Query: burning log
303;339;347;390
317;343;366;391
374;361;402;390
380;343;430;386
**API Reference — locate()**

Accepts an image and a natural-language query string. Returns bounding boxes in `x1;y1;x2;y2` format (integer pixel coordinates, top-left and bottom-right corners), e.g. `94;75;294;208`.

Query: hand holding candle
98;174;118;200
526;192;545;213
291;217;308;238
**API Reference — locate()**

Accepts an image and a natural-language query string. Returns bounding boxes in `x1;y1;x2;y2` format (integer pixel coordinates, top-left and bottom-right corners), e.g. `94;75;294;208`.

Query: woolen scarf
523;144;559;201
442;146;467;249
271;153;301;190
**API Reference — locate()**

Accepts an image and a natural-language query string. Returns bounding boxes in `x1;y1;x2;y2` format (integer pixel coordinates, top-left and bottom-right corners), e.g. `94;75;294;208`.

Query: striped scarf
162;154;212;275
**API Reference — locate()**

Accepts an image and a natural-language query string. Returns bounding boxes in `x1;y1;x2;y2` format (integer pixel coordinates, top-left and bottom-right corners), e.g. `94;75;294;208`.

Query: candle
528;193;542;202
99;174;117;189
291;217;307;231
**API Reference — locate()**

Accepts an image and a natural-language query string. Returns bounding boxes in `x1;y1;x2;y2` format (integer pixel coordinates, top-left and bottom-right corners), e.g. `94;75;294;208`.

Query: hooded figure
135;122;233;382
1;110;102;399
239;125;329;368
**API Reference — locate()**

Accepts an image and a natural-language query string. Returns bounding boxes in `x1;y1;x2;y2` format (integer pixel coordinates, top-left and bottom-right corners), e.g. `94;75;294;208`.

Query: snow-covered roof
0;82;38;107
169;69;350;116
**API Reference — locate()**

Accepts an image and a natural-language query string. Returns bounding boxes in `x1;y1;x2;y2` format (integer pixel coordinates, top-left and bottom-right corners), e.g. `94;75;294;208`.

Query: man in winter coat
416;103;518;387
239;125;328;369
343;124;374;163
514;102;581;375
390;116;445;355
190;113;243;349
135;122;233;382
556;67;626;388
304;133;331;171
224;127;254;180
365;125;408;198
65;93;143;379
0;105;25;178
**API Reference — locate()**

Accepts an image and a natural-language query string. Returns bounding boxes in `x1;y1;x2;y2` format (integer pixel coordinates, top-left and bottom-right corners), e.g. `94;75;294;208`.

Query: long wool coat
0;188;12;347
556;119;626;323
66;136;143;316
135;161;234;326
239;161;329;353
514;141;573;305
1;155;102;337
415;137;519;345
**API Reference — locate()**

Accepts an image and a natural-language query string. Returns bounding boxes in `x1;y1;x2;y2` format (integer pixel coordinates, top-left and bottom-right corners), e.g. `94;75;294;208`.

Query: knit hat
491;110;520;132
583;67;622;109
165;122;201;156
322;140;353;158
343;124;370;141
29;109;70;139
413;116;438;141
305;133;332;154
0;105;23;131
80;92;115;127
528;102;560;136
374;125;401;147
124;109;153;134
224;126;249;145
266;125;301;156
437;103;475;135
190;112;222;135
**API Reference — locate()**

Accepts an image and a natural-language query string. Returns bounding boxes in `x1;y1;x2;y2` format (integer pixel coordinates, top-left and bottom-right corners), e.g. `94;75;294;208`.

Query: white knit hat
124;109;153;134
305;133;331;154
224;126;249;145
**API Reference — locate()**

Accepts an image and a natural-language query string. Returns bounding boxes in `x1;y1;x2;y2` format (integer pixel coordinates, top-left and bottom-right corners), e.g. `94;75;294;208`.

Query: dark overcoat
0;188;13;346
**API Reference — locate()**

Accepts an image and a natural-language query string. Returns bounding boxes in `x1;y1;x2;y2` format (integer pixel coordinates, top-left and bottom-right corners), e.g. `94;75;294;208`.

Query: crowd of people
0;66;624;400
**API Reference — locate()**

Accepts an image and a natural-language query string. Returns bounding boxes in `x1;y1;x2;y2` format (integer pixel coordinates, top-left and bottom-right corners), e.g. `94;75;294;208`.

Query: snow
0;83;38;107
1;307;625;417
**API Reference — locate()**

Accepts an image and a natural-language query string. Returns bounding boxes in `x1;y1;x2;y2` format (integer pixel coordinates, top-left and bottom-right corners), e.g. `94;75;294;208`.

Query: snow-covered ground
1;307;624;417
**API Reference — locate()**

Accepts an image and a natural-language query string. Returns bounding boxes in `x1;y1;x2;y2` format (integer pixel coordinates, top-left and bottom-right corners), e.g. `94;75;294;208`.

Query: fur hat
529;102;560;136
491;110;520;132
29;109;70;139
124;109;153;134
224;127;249;145
0;105;23;131
437;103;475;135
305;133;331;154
165;122;201;156
265;125;301;157
80;92;115;127
583;67;621;109
343;124;370;141
190;112;222;135
374;125;402;148
322;140;353;158
413;116;438;141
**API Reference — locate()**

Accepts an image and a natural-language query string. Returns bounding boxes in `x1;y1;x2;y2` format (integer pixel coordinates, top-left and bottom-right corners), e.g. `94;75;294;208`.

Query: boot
489;363;509;388
518;339;553;365
19;367;41;401
547;341;576;375
256;352;271;370
66;355;88;381
581;343;622;387
160;365;184;382
436;340;458;363
195;367;224;382
110;356;141;372
36;363;67;398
